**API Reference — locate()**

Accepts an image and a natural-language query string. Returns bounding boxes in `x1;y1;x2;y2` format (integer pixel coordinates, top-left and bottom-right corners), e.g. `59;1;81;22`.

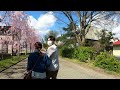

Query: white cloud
114;33;120;39
28;11;57;38
28;16;38;28
112;26;120;34
91;12;119;31
0;22;6;26
112;25;120;39
91;13;120;39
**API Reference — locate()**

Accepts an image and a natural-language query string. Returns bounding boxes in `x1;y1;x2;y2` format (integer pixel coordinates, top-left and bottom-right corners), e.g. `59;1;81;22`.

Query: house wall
20;46;31;53
8;45;12;54
0;44;12;54
113;45;120;57
0;35;12;54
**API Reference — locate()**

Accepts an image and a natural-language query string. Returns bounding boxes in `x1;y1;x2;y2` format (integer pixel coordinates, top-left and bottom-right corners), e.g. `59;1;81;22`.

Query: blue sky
26;11;68;29
0;11;120;39
26;11;68;38
26;11;44;19
26;11;120;39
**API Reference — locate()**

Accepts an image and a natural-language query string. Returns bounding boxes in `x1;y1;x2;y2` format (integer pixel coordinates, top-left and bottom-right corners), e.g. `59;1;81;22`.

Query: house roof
85;26;100;40
113;40;120;46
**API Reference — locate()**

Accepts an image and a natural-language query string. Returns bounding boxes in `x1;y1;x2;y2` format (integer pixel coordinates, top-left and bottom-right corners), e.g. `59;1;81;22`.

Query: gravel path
0;58;120;79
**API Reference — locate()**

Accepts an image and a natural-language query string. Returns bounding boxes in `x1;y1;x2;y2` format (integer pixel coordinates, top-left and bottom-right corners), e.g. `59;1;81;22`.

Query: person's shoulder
29;52;33;55
42;53;47;57
28;53;35;59
30;52;36;55
40;53;49;59
29;52;37;56
50;44;57;50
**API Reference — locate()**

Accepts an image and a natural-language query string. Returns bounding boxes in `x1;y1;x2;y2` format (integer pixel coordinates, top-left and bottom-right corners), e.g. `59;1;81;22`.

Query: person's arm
44;54;52;67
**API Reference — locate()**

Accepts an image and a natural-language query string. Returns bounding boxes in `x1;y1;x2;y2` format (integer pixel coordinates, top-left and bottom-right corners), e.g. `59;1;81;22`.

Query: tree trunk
12;43;13;60
18;45;20;57
17;50;19;57
76;35;80;46
81;36;86;46
17;44;20;57
25;43;27;55
30;43;31;53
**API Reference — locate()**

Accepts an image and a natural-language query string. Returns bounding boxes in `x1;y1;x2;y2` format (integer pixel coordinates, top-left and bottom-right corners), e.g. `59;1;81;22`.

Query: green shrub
59;46;95;62
58;46;74;58
94;52;120;72
73;46;95;62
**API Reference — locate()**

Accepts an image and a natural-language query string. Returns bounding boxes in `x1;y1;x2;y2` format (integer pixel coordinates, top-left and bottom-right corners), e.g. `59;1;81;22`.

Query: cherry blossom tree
0;11;41;56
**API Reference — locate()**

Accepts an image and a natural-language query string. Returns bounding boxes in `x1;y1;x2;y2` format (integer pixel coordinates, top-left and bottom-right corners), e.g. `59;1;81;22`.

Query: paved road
0;58;120;79
57;58;120;79
0;59;27;79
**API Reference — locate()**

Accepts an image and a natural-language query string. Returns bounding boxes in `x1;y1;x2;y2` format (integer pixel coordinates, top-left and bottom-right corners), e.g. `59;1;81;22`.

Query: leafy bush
94;52;120;72
73;46;95;62
59;46;95;62
59;46;74;58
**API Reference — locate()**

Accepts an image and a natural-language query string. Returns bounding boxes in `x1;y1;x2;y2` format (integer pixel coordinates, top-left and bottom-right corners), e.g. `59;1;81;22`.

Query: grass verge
0;55;28;72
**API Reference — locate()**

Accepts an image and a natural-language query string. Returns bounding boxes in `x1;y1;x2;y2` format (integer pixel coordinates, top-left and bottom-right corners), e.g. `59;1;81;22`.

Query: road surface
0;58;120;79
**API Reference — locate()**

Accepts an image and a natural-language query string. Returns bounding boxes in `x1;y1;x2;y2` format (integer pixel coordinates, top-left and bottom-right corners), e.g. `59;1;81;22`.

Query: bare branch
55;15;69;26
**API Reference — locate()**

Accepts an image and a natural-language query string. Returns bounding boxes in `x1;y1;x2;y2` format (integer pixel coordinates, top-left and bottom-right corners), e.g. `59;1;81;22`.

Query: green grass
0;55;28;72
60;56;120;77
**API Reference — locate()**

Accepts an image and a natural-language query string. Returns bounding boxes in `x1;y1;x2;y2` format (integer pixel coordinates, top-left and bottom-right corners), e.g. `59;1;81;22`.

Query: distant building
0;26;31;55
84;27;99;46
0;26;12;54
86;26;113;52
113;39;120;58
85;26;101;41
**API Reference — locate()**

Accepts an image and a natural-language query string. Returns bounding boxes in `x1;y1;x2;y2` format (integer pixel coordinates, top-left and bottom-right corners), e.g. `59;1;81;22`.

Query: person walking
27;42;51;79
46;36;59;79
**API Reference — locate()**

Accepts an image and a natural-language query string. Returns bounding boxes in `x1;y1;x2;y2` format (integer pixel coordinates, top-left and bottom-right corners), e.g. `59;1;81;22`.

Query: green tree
44;30;59;43
57;23;77;47
99;29;115;51
54;11;118;46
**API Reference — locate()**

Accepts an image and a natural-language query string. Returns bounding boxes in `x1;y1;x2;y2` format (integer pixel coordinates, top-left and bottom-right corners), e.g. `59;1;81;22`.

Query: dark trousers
46;70;58;79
